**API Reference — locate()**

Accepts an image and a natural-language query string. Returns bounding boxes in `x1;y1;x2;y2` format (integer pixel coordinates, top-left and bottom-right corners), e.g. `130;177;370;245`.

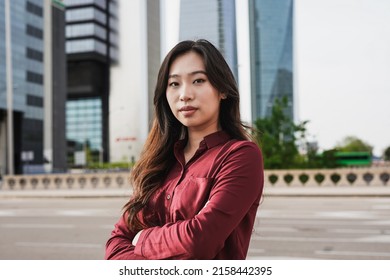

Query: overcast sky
295;0;390;156
162;0;390;156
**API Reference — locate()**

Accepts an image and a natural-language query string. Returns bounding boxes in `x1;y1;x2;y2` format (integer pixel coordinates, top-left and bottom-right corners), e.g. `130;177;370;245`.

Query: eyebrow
168;70;207;79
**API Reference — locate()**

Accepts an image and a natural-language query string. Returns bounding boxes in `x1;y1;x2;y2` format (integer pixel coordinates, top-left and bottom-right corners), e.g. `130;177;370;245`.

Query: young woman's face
166;51;225;134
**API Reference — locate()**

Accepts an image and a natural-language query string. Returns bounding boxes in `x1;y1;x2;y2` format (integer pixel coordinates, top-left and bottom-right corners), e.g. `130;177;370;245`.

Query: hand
132;230;143;246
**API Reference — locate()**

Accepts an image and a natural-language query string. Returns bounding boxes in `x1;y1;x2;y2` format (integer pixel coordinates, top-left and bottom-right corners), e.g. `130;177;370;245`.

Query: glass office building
66;97;102;153
64;0;118;167
0;0;65;174
249;0;294;120
179;0;238;79
0;0;45;174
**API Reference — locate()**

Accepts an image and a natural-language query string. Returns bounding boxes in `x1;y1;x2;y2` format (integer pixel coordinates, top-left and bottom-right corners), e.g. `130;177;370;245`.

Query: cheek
166;94;176;113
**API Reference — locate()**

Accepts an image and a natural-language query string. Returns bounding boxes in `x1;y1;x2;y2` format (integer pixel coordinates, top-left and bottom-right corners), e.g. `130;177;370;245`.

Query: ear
220;93;227;100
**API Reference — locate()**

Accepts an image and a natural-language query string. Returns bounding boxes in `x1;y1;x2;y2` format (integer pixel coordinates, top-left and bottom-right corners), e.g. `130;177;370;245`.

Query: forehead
169;51;205;75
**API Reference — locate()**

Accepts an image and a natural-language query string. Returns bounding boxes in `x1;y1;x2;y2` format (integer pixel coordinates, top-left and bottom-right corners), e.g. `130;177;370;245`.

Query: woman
105;39;264;260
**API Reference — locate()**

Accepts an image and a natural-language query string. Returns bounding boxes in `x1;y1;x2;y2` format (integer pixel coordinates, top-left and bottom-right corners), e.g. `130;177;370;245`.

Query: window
27;71;43;85
26;1;43;17
26;47;43;62
66;7;106;24
27;95;43;107
66;97;103;151
26;24;43;39
66;39;107;55
66;23;106;39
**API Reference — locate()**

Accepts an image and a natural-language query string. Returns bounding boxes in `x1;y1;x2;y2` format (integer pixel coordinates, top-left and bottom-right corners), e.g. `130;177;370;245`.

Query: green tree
254;96;308;169
383;146;390;161
319;149;339;168
335;136;373;154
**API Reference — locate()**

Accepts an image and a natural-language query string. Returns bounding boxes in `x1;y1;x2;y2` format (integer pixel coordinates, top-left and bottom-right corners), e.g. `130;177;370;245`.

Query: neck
186;122;220;152
186;131;205;153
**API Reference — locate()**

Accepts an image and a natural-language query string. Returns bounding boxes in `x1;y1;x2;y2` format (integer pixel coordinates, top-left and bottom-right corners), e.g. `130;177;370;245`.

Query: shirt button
166;194;171;200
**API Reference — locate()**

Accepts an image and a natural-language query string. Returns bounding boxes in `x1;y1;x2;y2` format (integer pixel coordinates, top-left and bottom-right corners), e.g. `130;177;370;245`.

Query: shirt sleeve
105;213;147;260
133;142;264;259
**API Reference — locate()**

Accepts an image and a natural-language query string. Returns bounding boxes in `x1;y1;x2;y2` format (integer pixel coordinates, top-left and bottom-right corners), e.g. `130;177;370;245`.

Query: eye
193;79;205;84
168;81;179;87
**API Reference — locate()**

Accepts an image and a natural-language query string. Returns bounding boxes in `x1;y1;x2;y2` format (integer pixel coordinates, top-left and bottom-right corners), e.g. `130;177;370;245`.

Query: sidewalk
1;185;390;198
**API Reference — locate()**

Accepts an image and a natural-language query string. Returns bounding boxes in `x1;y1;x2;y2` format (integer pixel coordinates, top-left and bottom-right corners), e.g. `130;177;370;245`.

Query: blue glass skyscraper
249;0;294;120
0;0;66;174
179;0;238;79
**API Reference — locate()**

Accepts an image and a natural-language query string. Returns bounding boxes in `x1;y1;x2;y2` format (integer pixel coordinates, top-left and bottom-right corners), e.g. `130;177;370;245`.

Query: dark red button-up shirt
105;131;264;259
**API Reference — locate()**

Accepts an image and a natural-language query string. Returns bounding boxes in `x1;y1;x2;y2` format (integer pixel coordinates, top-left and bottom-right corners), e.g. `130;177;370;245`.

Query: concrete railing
1;167;389;191
1;172;130;190
264;167;390;187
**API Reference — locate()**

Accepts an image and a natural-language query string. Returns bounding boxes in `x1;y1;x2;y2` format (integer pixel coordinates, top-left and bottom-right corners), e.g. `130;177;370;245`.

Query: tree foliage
253;97;378;169
384;146;390;161
335;136;373;154
254;96;308;169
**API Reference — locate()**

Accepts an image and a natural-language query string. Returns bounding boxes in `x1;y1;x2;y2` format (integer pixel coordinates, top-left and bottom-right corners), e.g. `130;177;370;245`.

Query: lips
179;106;197;117
179;106;197;111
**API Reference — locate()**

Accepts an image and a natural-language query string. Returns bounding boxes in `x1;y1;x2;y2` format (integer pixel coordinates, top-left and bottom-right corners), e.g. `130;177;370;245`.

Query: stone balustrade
0;167;389;191
264;167;390;187
1;172;130;190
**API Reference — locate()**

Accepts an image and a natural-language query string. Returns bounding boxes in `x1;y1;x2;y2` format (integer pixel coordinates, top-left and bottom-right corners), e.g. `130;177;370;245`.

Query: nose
179;84;193;102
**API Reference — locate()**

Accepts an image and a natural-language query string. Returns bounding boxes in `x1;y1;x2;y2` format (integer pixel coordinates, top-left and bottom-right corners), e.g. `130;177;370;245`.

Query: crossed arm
105;143;263;260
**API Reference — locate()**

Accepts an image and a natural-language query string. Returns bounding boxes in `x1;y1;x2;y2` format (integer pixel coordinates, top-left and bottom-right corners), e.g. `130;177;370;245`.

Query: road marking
363;220;390;225
0;210;16;216
255;219;390;227
257;210;383;220
15;242;102;249
1;224;75;229
326;228;384;234
255;226;385;235
99;225;115;229
247;248;266;254
372;204;390;210
315;250;390;258
250;235;390;244
255;227;298;233
356;235;390;243
56;210;112;216
315;211;379;219
0;209;118;217
247;256;310;260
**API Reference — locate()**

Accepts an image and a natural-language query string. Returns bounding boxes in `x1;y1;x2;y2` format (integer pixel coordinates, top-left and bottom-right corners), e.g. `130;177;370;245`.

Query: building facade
64;0;118;167
179;0;238;79
249;0;294;120
109;0;160;164
0;0;66;175
64;0;161;167
45;0;67;173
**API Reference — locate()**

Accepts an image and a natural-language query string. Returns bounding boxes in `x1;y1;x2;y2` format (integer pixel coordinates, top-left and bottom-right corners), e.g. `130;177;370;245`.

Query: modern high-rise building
64;0;119;167
64;0;161;167
0;0;66;175
248;0;294;120
109;0;160;164
45;0;67;173
179;0;238;79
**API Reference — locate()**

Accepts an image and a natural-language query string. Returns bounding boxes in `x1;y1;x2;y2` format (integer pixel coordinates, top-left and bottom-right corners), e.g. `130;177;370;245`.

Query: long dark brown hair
124;39;253;231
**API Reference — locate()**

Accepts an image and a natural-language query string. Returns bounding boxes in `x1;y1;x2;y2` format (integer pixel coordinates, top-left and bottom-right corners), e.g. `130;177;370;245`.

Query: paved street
0;196;390;259
248;196;390;259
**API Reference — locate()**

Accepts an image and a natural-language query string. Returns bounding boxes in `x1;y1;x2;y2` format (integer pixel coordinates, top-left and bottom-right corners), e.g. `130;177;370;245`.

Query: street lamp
5;0;14;175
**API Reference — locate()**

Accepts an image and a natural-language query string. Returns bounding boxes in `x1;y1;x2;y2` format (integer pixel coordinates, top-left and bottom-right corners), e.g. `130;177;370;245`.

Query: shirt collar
202;130;231;149
174;130;231;163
